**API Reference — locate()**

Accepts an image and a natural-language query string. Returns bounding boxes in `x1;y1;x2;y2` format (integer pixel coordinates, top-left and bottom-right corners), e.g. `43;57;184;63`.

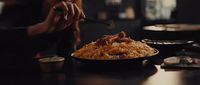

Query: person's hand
44;1;85;32
28;1;85;36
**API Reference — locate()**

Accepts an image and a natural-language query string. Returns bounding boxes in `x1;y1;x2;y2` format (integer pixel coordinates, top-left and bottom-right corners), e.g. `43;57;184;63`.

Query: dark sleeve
0;27;30;53
0;27;60;55
56;26;76;57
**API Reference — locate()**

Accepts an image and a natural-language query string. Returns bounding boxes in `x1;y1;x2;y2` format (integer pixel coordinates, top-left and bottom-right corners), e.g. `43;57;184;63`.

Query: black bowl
142;39;194;56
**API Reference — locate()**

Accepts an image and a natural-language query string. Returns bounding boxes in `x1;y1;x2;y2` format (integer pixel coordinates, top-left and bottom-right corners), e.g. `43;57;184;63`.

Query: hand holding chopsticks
44;1;85;32
27;1;85;36
54;4;111;26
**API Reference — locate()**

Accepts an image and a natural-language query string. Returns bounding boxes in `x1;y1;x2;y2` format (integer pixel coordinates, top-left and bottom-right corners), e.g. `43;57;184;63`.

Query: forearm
27;22;50;37
73;21;80;40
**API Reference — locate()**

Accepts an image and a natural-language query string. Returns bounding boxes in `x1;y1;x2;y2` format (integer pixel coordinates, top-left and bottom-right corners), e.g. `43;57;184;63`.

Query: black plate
141;39;195;56
71;49;159;64
143;24;200;32
142;39;194;45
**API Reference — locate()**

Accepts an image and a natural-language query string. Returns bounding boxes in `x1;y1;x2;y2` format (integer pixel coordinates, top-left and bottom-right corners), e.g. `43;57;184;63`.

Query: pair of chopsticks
54;7;111;26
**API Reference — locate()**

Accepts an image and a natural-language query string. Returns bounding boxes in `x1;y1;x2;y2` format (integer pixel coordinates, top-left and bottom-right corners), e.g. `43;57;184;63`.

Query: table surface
1;42;200;85
1;53;200;85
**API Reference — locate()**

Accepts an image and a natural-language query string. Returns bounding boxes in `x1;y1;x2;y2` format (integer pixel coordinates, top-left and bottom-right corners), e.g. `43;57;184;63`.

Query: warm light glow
142;65;183;85
0;1;4;14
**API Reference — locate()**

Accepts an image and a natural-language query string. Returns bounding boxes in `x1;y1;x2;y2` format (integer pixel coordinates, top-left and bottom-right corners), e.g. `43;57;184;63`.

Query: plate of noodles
71;31;159;63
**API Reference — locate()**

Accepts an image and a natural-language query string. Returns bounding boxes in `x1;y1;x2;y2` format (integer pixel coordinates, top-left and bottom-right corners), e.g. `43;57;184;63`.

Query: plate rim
141;39;194;45
71;48;159;61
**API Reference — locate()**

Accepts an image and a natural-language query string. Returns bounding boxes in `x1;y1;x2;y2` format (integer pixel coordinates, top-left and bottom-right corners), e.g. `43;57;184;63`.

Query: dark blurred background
80;0;200;46
0;0;200;46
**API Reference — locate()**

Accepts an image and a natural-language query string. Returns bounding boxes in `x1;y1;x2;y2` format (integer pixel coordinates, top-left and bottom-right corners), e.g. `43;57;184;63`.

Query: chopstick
54;7;111;26
80;18;111;26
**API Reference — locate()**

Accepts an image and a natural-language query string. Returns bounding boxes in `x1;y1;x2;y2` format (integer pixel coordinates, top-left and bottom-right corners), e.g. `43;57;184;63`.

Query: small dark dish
182;43;200;55
188;43;200;51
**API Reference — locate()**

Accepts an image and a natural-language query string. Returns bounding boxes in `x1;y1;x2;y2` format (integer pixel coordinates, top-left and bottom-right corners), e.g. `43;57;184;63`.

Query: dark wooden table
1;41;200;85
1;52;200;85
